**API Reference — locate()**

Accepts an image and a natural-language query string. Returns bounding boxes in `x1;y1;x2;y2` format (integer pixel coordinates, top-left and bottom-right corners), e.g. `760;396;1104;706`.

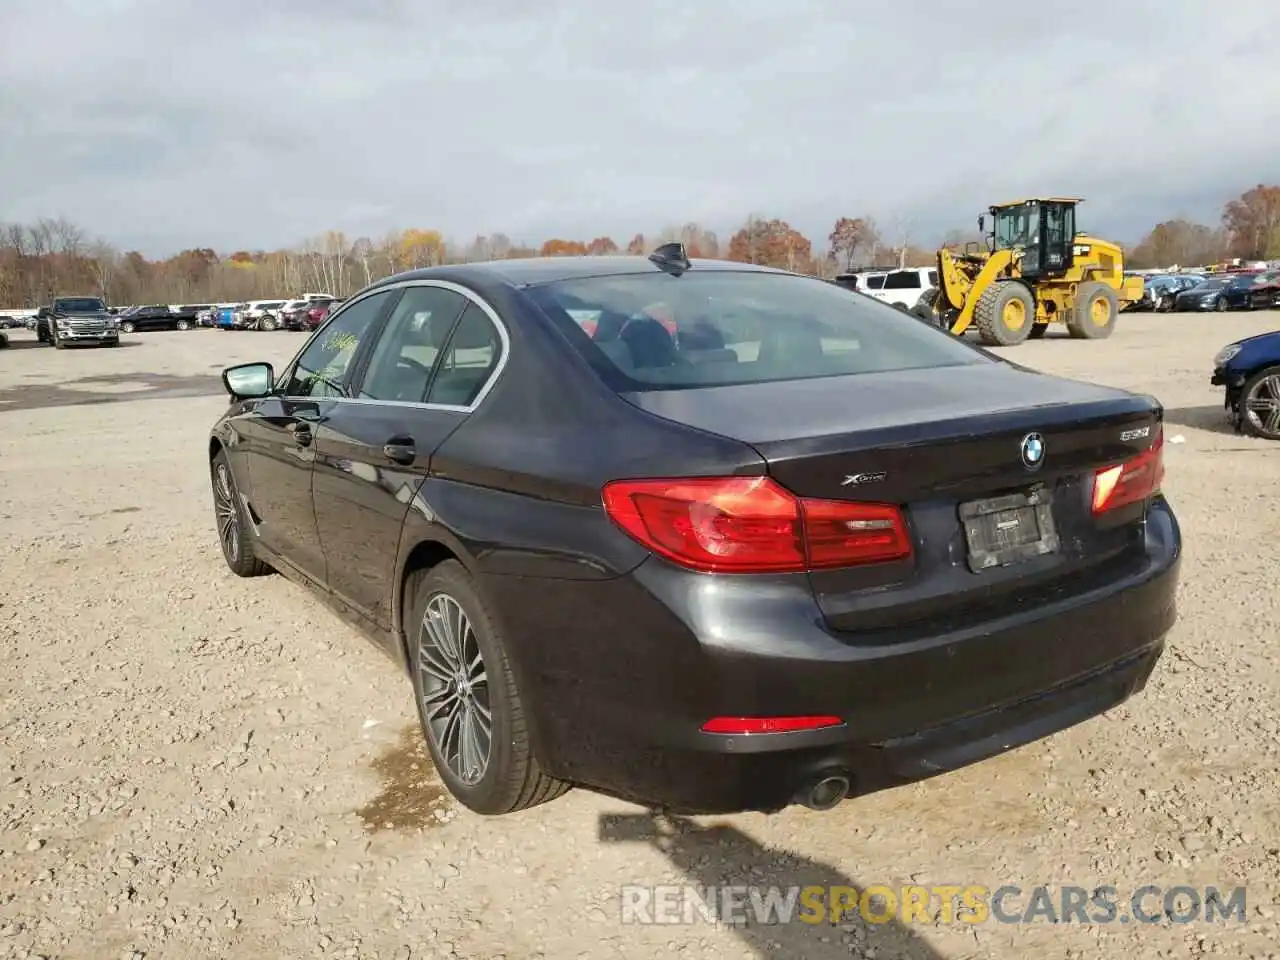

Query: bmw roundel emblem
1020;432;1045;470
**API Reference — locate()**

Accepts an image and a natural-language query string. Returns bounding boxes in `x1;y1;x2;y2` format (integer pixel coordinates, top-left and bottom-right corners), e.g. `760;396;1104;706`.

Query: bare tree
88;240;119;301
351;237;375;288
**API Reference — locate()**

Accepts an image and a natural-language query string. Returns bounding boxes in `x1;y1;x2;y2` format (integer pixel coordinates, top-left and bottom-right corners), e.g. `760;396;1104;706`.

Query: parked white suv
237;300;288;330
856;267;939;309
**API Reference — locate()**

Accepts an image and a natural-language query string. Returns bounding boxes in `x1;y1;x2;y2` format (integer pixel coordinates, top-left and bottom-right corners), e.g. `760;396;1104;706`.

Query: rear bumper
487;499;1181;814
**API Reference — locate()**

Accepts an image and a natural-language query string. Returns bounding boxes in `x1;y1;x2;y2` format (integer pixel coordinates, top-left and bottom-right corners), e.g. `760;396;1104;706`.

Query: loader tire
1068;282;1118;339
973;281;1035;346
912;286;940;320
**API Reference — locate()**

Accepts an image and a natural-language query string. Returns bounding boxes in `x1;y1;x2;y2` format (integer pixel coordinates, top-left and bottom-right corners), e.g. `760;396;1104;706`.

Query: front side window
527;270;989;392
992;204;1037;250
358;286;468;402
283;290;394;397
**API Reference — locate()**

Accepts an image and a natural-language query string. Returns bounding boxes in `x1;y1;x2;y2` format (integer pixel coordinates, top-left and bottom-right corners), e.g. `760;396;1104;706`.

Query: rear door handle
383;437;416;465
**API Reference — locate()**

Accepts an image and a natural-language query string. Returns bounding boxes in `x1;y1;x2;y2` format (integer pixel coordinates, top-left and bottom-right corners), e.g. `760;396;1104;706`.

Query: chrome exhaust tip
801;775;850;811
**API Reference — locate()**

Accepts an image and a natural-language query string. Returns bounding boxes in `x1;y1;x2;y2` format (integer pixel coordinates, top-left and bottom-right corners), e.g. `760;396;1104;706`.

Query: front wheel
260;316;277;331
211;451;271;577
973;281;1035;346
120;320;136;333
176;319;191;331
407;560;569;815
1216;297;1227;312
1238;366;1280;440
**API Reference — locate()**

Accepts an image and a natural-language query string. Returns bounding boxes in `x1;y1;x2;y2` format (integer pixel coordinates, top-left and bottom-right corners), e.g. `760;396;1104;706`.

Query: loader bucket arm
936;249;972;311
949;248;1016;336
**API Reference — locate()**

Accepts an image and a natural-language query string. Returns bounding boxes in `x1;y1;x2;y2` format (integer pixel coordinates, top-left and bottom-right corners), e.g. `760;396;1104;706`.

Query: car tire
0;332;8;349
211;451;271;577
1067;281;1118;339
260;316;277;331
406;560;570;815
1237;365;1280;441
973;280;1035;346
1216;297;1227;312
120;320;136;333
176;319;191;331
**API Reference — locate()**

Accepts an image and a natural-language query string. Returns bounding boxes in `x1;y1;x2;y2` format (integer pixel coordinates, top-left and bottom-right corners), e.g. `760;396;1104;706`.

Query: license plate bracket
959;488;1059;573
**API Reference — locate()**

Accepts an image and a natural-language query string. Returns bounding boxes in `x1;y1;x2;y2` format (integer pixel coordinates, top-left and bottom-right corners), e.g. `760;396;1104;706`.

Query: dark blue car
1212;329;1280;439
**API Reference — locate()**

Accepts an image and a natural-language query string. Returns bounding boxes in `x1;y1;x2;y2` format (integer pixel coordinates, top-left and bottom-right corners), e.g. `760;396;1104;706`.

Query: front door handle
383;437;416;465
288;422;313;447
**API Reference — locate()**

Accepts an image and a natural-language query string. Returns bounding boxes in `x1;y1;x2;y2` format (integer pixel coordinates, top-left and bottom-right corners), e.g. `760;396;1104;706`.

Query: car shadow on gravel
0;370;223;411
1162;405;1238;437
599;812;944;959
2;338;140;351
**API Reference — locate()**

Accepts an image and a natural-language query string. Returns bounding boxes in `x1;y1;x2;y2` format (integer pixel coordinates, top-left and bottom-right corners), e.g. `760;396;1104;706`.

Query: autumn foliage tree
1128;219;1228;269
539;238;588;257
586;236;618;255
397;228;446;269
1222;184;1280;259
726;217;813;271
827;216;879;271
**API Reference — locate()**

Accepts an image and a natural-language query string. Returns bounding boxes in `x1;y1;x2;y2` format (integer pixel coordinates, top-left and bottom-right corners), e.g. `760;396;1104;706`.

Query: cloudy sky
1;0;1278;256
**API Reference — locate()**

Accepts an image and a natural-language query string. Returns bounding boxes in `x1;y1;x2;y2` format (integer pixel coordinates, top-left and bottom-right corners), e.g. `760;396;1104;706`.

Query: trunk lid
622;363;1162;639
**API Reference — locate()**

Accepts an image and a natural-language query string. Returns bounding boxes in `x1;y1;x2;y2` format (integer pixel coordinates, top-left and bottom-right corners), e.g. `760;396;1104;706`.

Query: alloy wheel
213;462;240;563
1244;373;1280;438
417;593;491;785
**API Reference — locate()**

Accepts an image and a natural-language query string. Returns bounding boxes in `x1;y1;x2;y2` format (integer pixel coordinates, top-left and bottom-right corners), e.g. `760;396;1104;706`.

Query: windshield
53;297;106;313
992;204;1038;250
526;270;990;392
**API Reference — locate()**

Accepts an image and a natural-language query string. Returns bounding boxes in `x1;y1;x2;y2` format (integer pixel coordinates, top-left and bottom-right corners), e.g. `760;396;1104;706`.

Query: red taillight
600;476;912;574
701;715;844;735
1092;426;1164;515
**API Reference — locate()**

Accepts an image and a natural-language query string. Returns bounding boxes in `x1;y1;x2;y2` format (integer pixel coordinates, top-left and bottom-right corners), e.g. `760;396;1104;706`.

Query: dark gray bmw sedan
208;245;1180;816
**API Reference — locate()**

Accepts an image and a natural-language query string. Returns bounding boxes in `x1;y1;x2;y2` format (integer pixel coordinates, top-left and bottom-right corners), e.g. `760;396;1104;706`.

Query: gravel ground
1;314;1278;960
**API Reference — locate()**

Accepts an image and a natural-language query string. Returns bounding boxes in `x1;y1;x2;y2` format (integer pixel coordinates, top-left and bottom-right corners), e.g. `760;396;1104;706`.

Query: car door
237;289;398;582
311;283;484;629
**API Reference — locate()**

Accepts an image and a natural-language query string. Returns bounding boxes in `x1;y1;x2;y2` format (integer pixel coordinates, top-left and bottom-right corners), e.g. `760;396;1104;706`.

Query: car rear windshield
53;298;105;312
526;270;988;391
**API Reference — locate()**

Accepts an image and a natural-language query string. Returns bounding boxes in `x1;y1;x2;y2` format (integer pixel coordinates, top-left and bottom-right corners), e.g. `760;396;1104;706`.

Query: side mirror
37;307;51;318
222;362;275;400
977;215;985;234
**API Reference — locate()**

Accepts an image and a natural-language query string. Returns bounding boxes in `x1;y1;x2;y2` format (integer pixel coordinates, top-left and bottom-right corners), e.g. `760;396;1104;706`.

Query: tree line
1;185;1276;308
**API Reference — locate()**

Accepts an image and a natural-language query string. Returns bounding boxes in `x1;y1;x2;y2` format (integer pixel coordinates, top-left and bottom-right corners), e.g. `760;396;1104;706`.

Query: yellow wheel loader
913;198;1144;346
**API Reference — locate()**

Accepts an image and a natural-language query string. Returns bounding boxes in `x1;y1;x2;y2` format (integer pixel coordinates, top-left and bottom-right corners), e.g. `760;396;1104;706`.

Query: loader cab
986;198;1078;280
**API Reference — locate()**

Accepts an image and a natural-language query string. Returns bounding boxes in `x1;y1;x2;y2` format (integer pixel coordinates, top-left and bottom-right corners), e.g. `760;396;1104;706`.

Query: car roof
368;256;787;291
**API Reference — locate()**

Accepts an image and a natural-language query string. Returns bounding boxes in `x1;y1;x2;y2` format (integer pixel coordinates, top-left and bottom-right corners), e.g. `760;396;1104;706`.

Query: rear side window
424;304;503;408
865;275;886;290
527;270;988;392
883;271;921;289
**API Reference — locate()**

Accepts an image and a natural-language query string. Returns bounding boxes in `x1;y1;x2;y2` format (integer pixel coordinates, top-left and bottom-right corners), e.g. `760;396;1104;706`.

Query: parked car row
203;294;343;331
1128;270;1280;313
